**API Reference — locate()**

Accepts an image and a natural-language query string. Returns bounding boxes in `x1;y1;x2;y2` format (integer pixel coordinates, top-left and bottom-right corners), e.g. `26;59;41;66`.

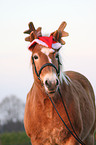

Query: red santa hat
28;36;62;50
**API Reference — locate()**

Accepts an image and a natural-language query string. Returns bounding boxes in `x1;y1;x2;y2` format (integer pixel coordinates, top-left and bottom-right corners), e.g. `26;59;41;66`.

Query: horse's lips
49;91;55;94
46;86;59;95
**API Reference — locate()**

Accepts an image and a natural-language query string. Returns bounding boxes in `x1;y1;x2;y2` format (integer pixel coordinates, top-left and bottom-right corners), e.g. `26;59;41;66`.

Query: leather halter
32;55;60;81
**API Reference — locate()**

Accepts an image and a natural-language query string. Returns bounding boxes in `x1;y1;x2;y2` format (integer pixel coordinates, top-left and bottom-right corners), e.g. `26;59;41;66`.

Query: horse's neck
31;81;48;105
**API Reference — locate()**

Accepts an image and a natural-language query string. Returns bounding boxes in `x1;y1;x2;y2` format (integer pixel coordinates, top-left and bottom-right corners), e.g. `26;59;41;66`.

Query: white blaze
41;47;55;63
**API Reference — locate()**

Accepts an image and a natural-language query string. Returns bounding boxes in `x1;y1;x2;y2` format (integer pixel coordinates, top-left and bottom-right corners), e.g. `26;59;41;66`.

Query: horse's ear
24;22;42;42
51;21;69;45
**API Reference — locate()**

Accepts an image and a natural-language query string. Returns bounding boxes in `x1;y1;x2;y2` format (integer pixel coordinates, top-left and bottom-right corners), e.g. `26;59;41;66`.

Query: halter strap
39;63;60;77
32;56;60;81
47;88;85;145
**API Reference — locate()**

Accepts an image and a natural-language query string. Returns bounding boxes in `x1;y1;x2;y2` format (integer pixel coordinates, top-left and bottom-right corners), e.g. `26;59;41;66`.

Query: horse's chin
43;83;59;97
44;87;58;97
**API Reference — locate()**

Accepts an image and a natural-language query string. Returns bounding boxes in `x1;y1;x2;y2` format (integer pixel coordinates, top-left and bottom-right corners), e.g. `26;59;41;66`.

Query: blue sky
0;0;96;103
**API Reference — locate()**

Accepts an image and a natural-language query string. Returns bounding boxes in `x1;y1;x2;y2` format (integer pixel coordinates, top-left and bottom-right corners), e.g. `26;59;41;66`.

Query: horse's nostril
45;79;59;89
45;80;49;87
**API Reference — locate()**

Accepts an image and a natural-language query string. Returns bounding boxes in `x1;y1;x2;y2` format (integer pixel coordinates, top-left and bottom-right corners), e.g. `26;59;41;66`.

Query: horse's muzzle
43;74;59;94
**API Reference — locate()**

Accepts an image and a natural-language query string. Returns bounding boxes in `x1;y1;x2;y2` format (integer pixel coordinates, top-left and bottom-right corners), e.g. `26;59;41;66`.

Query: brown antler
24;22;42;42
51;21;69;45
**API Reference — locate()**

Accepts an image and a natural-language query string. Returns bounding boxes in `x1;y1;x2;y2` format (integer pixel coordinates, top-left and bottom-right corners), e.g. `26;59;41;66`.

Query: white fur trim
52;43;62;49
28;39;48;49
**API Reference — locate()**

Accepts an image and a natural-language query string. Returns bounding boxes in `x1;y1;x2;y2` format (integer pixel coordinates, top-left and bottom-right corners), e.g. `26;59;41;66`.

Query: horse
24;22;96;145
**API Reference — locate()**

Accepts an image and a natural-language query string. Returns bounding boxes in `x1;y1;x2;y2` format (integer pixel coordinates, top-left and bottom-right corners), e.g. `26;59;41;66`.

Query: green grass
0;132;31;145
0;131;96;145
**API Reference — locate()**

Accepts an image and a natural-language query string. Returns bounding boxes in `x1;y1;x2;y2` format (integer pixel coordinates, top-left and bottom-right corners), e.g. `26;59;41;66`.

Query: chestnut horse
24;22;96;145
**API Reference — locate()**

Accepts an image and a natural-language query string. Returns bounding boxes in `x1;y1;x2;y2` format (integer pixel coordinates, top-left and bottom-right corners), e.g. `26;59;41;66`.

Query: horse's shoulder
65;71;87;81
65;71;92;89
65;71;95;105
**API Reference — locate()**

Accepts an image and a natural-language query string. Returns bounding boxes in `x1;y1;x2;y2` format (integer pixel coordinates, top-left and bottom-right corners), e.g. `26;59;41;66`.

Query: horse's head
24;22;68;94
31;44;60;94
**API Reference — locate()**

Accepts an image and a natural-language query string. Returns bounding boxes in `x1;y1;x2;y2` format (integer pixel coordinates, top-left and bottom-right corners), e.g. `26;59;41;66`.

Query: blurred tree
0;95;25;133
0;120;24;133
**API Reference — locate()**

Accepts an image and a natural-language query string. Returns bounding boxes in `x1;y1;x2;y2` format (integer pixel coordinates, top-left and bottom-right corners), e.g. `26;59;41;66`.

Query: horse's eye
33;55;38;60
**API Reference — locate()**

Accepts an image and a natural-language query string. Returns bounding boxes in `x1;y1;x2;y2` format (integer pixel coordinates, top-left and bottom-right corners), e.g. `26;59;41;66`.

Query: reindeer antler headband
24;21;69;51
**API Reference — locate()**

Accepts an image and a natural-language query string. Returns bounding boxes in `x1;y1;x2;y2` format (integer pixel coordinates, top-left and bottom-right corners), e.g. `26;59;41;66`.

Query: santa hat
28;36;62;50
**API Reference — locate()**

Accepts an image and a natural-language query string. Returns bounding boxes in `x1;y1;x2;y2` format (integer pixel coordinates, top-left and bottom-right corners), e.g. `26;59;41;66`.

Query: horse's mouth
44;85;58;95
48;91;56;94
46;86;59;95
